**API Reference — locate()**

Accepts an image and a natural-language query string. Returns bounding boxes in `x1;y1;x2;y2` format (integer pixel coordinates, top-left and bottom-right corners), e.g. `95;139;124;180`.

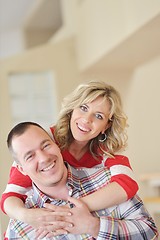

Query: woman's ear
107;121;112;130
103;121;112;133
16;164;27;176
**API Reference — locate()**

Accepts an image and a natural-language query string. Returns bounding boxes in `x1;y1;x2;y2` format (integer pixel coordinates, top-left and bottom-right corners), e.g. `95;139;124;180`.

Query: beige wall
76;0;160;70
125;56;160;176
1;0;160;236
125;56;160;227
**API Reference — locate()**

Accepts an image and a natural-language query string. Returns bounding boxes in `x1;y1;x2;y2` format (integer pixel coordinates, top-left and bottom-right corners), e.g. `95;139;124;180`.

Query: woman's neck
68;140;89;160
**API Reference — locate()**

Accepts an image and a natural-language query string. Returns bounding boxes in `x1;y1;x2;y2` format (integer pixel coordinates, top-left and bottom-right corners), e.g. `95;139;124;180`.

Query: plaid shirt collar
30;162;81;207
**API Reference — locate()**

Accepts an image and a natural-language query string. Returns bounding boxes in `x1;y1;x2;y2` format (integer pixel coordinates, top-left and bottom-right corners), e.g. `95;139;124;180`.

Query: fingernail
69;203;74;208
68;223;73;227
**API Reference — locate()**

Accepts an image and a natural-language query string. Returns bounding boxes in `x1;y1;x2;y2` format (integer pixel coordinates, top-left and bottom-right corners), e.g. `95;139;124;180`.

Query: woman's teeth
78;124;90;132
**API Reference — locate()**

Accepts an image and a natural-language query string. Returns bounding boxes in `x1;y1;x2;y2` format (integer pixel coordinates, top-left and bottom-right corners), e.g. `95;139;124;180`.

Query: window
8;71;57;129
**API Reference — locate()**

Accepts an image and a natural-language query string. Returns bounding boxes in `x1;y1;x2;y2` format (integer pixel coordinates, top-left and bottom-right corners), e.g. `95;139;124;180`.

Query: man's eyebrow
23;139;51;159
24;150;33;160
40;139;52;145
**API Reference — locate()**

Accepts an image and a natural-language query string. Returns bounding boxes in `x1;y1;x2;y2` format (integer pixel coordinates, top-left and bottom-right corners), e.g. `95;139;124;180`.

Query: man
5;122;158;239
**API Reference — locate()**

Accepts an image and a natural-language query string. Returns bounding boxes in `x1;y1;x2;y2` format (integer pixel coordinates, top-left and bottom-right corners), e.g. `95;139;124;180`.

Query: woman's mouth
77;123;91;132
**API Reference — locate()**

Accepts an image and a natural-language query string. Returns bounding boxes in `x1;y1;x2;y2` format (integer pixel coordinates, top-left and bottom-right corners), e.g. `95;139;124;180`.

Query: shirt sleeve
97;196;158;239
0;162;32;213
104;155;139;199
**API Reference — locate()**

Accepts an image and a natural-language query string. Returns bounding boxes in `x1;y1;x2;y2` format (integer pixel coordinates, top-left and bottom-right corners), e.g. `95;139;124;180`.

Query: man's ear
16;164;27;176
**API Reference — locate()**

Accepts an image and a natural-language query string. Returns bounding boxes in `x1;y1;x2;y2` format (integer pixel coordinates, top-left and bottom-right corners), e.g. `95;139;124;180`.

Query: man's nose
38;151;48;162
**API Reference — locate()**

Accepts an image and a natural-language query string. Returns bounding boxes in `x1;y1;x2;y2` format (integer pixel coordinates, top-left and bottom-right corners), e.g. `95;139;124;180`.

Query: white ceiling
0;0;62;31
0;0;34;30
0;0;62;58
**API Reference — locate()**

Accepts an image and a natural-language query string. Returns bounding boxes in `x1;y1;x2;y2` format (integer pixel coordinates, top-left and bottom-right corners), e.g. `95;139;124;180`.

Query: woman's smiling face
70;96;111;143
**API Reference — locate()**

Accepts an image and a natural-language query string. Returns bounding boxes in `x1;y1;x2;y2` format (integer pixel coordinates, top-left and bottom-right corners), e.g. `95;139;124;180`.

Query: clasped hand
34;197;99;239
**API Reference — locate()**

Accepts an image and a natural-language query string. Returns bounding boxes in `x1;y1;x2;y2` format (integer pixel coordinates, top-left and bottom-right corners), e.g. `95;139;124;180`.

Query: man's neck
34;166;69;200
49;184;69;200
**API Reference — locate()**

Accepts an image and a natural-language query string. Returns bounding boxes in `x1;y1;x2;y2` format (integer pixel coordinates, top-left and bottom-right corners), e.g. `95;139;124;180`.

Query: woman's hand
26;205;71;227
65;197;100;238
34;203;73;238
4;197;72;238
40;198;100;238
4;196;71;228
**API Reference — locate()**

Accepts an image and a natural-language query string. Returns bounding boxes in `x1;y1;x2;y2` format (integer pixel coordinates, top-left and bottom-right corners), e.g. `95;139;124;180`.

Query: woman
1;81;138;233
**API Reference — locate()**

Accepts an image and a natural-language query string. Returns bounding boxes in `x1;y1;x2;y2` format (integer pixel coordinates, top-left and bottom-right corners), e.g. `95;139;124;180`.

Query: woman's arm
81;182;127;211
4;197;30;223
1;162;32;213
81;155;139;212
4;196;71;230
4;196;48;227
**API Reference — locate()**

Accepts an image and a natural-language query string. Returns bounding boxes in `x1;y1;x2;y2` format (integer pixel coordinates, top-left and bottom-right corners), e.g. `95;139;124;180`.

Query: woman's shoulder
104;154;131;168
113;154;129;161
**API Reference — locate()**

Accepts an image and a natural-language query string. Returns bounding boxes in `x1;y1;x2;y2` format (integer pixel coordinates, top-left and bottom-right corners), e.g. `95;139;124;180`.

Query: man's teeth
42;163;55;172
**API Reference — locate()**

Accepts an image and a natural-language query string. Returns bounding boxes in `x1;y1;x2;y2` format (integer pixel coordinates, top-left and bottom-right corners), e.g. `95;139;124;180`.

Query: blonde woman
1;81;138;232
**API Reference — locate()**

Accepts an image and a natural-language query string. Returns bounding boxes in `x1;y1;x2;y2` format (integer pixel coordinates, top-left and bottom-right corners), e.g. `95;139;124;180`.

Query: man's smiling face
12;125;66;188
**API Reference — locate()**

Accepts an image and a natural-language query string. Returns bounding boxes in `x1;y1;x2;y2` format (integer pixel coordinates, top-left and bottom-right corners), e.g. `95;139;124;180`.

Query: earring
99;133;107;142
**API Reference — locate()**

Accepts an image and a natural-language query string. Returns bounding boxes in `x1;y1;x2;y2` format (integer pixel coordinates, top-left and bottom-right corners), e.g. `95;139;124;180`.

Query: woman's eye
80;105;87;112
95;114;103;120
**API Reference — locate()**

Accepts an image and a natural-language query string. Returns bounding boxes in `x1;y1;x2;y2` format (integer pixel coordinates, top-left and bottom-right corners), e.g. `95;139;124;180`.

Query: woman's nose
82;113;92;123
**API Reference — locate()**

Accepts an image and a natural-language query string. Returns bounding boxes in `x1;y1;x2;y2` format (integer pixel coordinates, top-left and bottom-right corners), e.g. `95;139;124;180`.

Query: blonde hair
54;81;128;157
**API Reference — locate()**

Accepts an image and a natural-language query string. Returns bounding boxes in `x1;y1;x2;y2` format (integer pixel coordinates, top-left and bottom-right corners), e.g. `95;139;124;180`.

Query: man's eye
80;105;87;112
95;114;103;120
43;143;50;149
25;154;33;161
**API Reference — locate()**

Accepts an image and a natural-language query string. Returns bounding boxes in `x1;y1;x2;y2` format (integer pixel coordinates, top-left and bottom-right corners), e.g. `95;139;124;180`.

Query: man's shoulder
68;162;110;178
68;163;111;192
